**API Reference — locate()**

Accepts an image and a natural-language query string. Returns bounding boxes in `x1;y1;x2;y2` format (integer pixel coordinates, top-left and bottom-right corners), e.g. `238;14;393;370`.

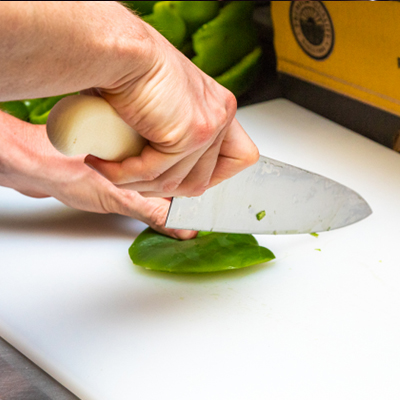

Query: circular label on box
290;1;334;60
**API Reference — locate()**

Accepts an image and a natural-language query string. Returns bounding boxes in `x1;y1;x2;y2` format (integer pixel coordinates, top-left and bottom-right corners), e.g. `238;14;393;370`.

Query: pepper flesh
129;228;275;274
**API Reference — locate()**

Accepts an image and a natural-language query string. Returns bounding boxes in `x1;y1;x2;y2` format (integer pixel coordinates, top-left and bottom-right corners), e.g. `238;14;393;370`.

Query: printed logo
290;1;334;60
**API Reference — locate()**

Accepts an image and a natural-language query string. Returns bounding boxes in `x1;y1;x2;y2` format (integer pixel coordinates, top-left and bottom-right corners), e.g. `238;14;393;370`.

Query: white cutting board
1;99;400;400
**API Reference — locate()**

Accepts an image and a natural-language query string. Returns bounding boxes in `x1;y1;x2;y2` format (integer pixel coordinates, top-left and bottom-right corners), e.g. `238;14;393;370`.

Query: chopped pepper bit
256;210;266;221
310;232;319;238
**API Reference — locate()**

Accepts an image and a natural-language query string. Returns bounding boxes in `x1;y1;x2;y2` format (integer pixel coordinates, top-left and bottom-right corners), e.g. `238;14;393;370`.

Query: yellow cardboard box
271;1;400;151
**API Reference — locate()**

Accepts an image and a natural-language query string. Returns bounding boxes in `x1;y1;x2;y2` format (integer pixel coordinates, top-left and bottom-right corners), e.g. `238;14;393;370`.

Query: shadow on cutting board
0;204;146;239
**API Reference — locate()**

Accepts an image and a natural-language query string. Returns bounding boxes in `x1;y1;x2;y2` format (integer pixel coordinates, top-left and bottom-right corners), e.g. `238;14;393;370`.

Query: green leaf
215;46;262;97
0;100;29;121
143;1;186;49
191;1;258;77
129;228;275;274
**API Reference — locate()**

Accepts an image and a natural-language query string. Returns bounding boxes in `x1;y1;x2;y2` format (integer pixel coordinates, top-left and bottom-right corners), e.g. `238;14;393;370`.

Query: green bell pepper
169;1;220;35
129;228;275;274
123;1;158;16
22;98;47;113
0;100;29;121
215;46;262;98
29;94;75;124
143;1;186;49
191;1;258;77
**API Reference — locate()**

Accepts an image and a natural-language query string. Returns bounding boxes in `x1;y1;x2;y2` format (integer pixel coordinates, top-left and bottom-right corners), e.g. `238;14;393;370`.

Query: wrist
98;6;163;92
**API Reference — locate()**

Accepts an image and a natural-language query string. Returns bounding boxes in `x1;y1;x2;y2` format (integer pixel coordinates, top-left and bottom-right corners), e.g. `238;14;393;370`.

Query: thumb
115;189;197;240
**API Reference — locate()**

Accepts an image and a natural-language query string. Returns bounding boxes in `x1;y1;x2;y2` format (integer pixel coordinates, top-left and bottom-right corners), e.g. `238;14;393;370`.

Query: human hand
0;111;196;239
84;25;259;198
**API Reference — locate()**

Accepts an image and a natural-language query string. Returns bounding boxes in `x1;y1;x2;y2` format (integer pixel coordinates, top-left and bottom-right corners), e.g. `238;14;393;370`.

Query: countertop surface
1;99;400;400
0;336;78;400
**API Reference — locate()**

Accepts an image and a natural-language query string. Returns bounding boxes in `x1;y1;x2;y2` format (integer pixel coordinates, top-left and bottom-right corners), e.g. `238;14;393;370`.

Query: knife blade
46;95;372;234
165;155;372;234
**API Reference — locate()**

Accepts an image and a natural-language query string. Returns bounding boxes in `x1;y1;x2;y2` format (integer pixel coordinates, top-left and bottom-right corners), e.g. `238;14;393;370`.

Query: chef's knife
165;155;372;234
47;95;372;234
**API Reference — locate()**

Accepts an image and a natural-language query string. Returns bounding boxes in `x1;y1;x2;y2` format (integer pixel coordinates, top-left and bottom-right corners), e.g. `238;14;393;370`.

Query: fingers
119;118;258;197
107;189;197;240
85;134;223;197
84;118;257;198
84;144;179;184
207;118;259;189
51;158;197;240
118;134;224;196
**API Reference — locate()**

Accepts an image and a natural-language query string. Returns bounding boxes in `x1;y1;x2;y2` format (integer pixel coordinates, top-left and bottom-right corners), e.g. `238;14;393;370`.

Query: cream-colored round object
46;95;146;161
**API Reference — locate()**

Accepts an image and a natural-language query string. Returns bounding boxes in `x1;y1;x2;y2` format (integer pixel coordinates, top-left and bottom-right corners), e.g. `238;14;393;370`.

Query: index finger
207;118;259;188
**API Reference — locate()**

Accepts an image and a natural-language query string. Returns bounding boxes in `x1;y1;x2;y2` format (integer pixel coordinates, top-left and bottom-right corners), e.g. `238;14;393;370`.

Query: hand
0;111;196;239
0;2;258;199
84;27;259;198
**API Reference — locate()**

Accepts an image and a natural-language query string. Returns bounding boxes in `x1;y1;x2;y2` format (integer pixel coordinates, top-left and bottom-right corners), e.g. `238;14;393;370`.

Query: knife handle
46;94;147;162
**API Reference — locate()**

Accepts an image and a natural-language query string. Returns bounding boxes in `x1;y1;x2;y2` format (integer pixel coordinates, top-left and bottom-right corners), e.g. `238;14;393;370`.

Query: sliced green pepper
129;228;275;274
191;1;258;77
0;100;29;121
143;1;186;49
215;46;262;97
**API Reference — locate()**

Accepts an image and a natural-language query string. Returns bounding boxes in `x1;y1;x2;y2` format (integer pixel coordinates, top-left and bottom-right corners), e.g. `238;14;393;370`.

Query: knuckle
249;146;260;165
225;90;237;117
190;185;207;197
141;170;161;182
98;194;116;214
103;190;130;215
194;118;215;145
243;146;260;168
149;205;168;229
117;191;134;214
160;178;182;193
213;104;230;128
